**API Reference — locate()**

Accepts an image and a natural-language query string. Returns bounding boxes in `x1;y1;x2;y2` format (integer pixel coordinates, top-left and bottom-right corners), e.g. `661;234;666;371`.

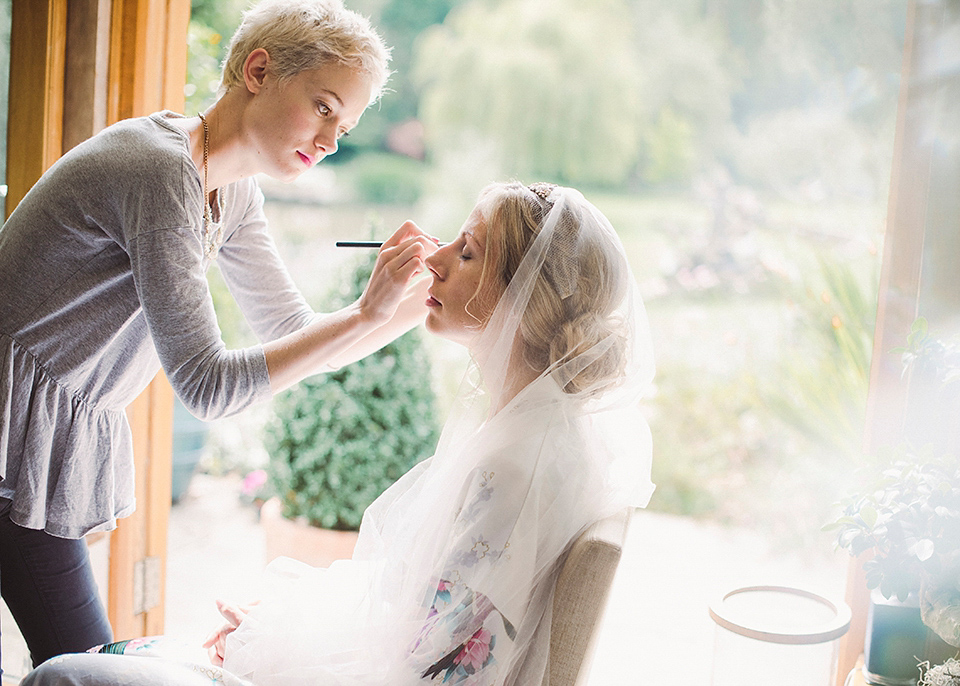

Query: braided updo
475;182;631;396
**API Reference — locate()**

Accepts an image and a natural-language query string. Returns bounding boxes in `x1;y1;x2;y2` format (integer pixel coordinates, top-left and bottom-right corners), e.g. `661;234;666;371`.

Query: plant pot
259;497;358;568
171;397;209;503
864;589;956;686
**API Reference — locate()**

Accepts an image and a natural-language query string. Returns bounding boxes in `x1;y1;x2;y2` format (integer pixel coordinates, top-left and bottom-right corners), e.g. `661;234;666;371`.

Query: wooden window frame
836;0;959;681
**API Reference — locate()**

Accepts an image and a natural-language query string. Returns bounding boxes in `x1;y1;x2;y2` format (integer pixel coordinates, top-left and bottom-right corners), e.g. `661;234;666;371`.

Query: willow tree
415;0;644;188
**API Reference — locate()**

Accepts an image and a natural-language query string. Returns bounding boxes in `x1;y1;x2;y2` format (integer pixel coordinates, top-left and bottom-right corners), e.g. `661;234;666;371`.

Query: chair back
542;507;632;686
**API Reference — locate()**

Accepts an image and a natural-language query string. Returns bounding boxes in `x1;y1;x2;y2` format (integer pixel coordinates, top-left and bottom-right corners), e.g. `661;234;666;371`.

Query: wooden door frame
5;0;190;639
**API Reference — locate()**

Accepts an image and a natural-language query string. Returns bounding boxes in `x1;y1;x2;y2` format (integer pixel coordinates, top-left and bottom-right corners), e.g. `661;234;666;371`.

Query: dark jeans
0;498;113;675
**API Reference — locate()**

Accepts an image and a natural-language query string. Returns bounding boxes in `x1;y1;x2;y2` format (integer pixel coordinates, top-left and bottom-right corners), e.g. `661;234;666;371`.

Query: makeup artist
0;0;436;673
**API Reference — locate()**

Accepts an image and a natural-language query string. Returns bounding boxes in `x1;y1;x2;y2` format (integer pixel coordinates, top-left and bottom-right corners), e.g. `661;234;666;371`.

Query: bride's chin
425;318;473;348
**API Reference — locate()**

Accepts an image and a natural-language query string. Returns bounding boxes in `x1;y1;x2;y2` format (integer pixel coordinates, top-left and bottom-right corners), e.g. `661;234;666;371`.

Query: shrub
265;252;441;530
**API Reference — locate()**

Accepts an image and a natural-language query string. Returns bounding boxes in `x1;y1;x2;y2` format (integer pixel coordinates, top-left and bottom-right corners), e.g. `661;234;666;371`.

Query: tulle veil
222;185;655;685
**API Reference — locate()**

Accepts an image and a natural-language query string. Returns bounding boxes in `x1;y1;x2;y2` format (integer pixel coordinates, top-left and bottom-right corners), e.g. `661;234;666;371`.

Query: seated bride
22;182;655;686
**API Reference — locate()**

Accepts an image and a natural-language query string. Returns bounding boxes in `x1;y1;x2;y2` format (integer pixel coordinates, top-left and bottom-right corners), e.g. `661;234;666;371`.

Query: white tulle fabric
222;187;655;686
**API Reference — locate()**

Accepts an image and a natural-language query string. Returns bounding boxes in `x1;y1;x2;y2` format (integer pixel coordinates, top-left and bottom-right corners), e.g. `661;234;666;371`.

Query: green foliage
185;20;229;116
206;264;257;349
347;153;426;204
828;447;960;601
629;8;737;186
732;109;892;197
641;108;696;186
416;0;645;187
265;253;441;530
190;0;247;38
897;318;960;395
757;255;877;462
648;360;765;519
828;322;960;647
335;0;460;160
184;1;246;115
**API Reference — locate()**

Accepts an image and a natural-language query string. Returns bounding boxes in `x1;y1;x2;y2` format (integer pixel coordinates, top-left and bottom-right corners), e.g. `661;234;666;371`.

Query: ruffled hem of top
0;333;136;538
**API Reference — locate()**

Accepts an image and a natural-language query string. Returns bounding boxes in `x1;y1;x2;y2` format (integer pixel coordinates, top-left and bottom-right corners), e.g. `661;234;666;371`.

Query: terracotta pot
259;497;358;568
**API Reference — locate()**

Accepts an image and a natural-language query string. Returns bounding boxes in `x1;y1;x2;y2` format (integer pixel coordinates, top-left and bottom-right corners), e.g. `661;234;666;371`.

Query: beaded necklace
197;113;224;259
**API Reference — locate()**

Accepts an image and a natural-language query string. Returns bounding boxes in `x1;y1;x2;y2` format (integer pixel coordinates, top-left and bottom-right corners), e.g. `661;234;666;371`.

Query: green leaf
859;504;879;529
912;539;935;562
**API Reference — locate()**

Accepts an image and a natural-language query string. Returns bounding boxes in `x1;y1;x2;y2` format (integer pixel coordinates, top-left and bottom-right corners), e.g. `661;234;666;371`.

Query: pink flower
454;628;491;671
126;638;152;651
241;469;267;497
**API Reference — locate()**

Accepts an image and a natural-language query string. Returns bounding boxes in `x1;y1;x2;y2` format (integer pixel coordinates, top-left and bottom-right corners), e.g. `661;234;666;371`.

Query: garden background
168;0;905;560
0;0;906;574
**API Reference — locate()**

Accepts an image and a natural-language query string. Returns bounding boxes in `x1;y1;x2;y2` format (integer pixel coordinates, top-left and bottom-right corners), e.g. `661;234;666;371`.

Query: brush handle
336;241;384;248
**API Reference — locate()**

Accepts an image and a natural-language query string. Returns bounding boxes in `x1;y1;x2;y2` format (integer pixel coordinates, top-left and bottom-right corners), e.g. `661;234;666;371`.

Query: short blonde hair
474;182;631;396
220;0;391;101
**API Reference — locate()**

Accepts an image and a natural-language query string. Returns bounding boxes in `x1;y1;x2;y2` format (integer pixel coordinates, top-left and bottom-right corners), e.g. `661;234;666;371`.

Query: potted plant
261;251;441;567
829;318;960;684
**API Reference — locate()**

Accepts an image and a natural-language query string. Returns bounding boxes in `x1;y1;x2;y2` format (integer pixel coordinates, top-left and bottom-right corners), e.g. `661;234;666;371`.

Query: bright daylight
0;1;958;685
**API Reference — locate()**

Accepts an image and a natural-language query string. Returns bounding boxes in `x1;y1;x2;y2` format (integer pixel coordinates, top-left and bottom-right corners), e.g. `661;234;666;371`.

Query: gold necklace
197;113;222;259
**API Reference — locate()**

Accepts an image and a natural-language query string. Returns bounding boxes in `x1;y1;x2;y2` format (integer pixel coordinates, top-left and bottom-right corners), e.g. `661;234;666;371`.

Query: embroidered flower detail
471;538;490;559
459;472;497;529
190;664;227;684
90;637;160;655
450;536;493;568
455;628;493;672
435;579;453;606
125;637;156;652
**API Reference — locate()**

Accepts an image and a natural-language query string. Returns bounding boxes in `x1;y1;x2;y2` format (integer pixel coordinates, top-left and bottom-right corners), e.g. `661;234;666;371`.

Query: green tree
184;0;247;115
415;0;741;188
628;6;738;185
415;0;644;187
334;0;461;160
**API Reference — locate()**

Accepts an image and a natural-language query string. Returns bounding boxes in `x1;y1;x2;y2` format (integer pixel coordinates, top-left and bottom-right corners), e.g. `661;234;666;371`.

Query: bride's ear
243;48;271;94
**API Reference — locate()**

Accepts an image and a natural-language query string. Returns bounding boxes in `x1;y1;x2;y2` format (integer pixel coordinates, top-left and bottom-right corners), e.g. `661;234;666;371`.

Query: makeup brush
336;241;448;248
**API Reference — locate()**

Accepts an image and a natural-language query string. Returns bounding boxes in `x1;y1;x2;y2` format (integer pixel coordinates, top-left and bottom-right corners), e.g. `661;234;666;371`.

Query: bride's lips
426;293;441;308
297;151;314;167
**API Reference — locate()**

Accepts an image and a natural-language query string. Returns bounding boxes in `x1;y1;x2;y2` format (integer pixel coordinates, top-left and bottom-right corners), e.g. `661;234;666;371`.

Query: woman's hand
357;221;439;326
201;599;258;666
263;220;439;392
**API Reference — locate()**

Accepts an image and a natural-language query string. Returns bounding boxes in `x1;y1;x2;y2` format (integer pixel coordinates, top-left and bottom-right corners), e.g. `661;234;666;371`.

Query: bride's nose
425;250;444;279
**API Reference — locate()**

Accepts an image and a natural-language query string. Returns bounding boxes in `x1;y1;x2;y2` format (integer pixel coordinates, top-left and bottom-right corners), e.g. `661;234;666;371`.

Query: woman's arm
320;273;430;371
263;223;436;394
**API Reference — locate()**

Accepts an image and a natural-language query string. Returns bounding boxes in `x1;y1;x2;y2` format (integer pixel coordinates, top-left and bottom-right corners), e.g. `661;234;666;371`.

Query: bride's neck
480;358;539;415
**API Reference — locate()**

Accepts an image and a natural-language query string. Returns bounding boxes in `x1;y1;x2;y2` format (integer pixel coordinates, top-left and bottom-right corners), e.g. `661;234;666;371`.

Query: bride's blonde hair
475;182;631;396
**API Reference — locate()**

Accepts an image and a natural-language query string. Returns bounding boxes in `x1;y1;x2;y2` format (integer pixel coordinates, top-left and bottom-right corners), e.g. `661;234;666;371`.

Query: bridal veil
223;184;655;685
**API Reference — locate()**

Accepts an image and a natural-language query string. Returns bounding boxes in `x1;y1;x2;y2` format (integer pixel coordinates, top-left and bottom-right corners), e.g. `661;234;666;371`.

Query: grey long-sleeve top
0;112;318;538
